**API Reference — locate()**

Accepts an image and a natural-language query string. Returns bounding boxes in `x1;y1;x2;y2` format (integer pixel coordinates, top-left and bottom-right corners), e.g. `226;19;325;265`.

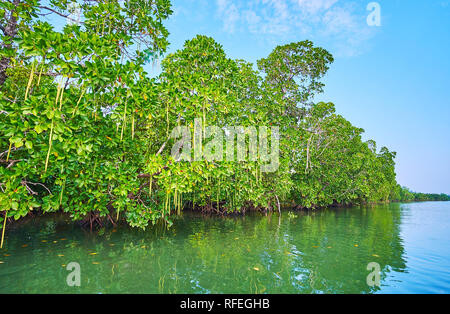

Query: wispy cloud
215;0;378;57
216;0;240;33
296;0;339;14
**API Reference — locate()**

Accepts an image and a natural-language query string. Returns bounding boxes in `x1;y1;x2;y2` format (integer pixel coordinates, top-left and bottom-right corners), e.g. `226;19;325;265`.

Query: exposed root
79;212;104;230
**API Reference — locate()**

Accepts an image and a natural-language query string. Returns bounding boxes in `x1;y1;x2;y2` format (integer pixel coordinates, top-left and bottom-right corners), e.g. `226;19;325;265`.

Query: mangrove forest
1;0;449;251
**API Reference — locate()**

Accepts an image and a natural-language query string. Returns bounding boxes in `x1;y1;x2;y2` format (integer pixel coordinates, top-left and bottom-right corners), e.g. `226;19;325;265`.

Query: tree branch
38;6;85;24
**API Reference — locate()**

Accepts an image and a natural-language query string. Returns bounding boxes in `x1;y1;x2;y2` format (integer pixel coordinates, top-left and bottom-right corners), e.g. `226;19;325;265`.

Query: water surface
0;202;449;293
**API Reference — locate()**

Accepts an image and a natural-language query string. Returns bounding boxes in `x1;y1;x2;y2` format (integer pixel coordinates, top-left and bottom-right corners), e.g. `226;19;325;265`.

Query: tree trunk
0;0;20;86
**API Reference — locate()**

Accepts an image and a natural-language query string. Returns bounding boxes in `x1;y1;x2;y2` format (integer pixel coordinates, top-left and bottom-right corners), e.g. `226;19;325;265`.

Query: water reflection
0;202;434;294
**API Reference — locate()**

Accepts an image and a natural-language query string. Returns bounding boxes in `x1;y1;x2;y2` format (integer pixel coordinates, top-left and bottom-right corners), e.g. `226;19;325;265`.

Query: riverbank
2;197;449;233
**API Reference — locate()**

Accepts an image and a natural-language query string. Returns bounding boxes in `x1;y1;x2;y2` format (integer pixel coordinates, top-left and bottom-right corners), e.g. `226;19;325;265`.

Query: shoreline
3;199;449;233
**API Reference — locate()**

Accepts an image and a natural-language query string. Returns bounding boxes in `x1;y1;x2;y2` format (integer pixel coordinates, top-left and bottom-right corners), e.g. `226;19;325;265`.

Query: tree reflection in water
0;203;406;293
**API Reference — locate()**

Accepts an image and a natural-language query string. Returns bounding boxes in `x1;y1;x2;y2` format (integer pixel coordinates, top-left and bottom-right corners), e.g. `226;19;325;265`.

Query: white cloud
216;0;240;33
214;0;378;57
322;6;357;35
245;10;262;34
295;0;338;14
321;4;375;57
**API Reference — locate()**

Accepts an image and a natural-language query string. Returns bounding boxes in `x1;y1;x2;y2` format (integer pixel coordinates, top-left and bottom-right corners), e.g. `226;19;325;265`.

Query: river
0;201;449;293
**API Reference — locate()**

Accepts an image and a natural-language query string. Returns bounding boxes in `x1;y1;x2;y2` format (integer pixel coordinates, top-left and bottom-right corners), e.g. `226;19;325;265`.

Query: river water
0;202;449;293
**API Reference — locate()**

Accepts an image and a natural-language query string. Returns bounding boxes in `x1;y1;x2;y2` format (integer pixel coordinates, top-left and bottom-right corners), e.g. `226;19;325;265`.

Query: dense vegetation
390;186;450;202
1;1;448;247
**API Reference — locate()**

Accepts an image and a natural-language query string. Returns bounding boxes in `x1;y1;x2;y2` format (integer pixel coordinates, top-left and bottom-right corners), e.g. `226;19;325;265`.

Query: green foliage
257;40;333;110
1;1;445;243
1;0;173;234
390;185;450;202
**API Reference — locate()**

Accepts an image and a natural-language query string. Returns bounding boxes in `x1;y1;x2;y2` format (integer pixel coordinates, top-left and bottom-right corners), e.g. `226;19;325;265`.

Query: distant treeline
391;185;450;202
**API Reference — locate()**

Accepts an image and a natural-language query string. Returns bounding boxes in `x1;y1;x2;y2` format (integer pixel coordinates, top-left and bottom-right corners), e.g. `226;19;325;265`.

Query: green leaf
11;201;19;210
35;125;43;134
25;140;33;149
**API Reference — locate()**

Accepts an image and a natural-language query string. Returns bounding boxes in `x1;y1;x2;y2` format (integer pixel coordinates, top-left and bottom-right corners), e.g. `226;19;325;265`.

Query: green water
0;202;449;293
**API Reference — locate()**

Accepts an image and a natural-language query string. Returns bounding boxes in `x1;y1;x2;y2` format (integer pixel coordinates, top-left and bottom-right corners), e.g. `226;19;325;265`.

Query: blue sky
147;0;450;194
